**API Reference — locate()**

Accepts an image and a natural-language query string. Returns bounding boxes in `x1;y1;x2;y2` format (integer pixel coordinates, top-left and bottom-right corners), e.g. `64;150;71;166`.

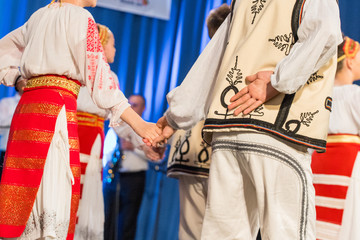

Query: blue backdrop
0;0;359;239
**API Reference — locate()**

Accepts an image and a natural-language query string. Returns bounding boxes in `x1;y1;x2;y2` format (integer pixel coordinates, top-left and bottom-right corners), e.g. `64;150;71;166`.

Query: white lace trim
20;210;69;240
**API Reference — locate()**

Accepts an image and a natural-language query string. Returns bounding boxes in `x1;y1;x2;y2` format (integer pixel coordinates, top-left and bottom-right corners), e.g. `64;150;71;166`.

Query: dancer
74;23;116;240
152;0;342;239
166;4;230;240
312;36;360;240
0;0;160;239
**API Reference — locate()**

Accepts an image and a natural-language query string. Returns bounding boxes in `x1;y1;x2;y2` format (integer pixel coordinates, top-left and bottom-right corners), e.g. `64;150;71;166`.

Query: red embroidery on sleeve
86;53;98;86
109;70;118;90
86;18;103;53
99;68;103;90
86;17;119;91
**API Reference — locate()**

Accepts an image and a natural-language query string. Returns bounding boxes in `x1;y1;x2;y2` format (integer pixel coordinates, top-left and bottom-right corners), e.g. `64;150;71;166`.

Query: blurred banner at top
96;0;172;20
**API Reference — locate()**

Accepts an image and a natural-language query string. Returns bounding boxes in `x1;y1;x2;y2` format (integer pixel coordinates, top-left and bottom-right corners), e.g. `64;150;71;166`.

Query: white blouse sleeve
71;14;130;127
165;16;230;130
0;25;26;85
271;0;342;94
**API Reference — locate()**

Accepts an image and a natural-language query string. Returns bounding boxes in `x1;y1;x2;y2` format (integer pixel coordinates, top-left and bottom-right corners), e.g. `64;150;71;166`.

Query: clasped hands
143;70;279;149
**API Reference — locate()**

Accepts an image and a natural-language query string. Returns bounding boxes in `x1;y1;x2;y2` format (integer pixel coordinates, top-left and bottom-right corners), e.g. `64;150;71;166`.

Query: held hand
120;107;162;144
149;116;176;147
228;71;279;115
141;145;166;161
120;139;134;151
136;121;162;146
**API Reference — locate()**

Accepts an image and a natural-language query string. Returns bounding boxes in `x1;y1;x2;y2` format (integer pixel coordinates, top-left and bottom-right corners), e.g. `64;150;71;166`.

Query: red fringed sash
312;134;360;226
0;75;81;239
77;111;105;197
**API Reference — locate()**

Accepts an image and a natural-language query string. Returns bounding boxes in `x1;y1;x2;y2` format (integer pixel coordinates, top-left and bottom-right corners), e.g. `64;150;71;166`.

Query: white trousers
201;132;316;240
178;175;208;240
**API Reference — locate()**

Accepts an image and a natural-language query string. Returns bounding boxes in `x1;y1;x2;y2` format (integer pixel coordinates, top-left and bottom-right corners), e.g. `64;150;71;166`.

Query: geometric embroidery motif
269;33;294;56
86;17;117;91
251;0;267;24
307;72;324;85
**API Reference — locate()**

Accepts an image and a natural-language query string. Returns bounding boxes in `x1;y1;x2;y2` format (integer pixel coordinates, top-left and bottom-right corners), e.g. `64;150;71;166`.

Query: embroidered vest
167;121;211;178
203;0;336;152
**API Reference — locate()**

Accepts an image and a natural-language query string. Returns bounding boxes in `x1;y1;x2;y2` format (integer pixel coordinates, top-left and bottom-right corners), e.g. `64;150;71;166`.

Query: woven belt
25;75;81;97
77;111;105;130
327;134;360;144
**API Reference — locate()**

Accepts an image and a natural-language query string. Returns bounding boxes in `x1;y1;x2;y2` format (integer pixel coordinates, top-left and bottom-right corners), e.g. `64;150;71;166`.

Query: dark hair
206;3;231;39
129;94;146;106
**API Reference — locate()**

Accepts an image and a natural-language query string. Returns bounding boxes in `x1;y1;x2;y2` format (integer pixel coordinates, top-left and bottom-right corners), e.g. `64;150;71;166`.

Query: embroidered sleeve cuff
109;102;131;127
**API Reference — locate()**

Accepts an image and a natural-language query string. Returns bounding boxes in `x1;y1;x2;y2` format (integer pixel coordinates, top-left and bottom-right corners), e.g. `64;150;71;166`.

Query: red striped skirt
312;134;360;235
0;75;81;239
77;111;105;197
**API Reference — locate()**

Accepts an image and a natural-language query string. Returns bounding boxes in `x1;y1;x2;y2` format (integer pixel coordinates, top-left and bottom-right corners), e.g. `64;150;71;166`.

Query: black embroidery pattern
195;141;211;166
248;105;265;118
300;110;319;127
171;137;181;163
307;72;324;85
284;110;319;134
172;131;191;164
269;33;293;55
251;0;266;24
214;56;243;119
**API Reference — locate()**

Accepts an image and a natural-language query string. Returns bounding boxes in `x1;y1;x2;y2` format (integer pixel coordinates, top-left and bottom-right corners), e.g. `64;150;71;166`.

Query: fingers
245;73;258;82
148;132;158;142
243;100;263;115
228;91;251;111
229;86;249;103
155;126;162;135
150;147;166;161
146;124;163;143
143;138;152;146
143;138;152;147
147;121;174;148
144;147;162;161
152;135;166;147
233;98;256;116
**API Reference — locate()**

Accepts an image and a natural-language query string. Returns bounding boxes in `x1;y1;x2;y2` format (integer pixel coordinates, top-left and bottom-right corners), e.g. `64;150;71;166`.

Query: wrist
14;75;22;92
164;112;178;130
121;108;146;134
